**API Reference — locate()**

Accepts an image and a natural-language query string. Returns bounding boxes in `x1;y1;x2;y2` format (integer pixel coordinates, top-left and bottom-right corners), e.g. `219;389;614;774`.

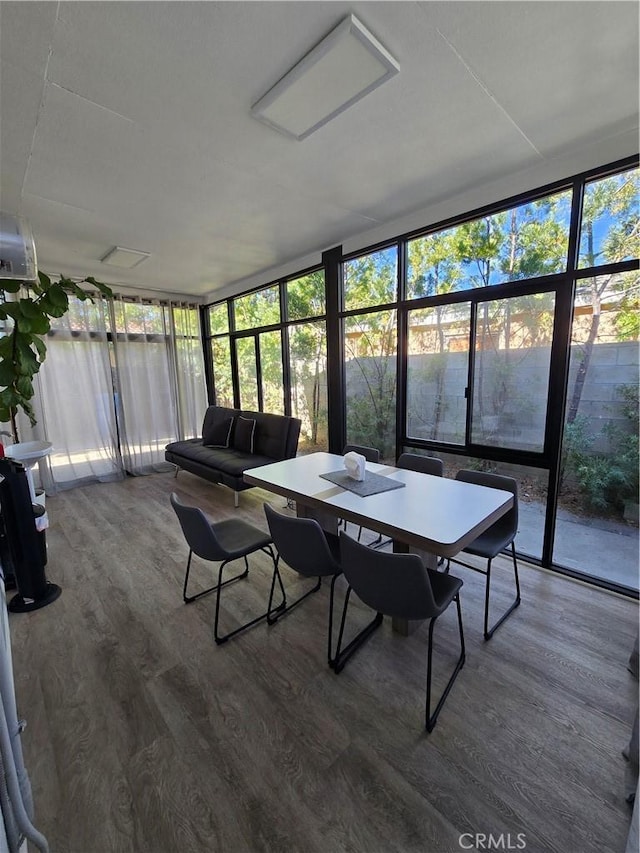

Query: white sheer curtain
29;296;123;492
4;293;207;489
111;297;178;474
172;303;208;439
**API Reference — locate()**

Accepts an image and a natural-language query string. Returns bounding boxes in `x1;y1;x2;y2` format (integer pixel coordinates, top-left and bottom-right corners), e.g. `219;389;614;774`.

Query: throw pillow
233;416;256;454
203;416;234;448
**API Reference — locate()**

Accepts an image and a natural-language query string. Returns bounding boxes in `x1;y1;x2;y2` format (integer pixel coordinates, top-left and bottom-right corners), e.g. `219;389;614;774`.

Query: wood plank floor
7;471;638;853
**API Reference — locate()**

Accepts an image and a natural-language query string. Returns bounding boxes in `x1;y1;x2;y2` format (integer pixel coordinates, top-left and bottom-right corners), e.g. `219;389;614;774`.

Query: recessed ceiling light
101;246;150;269
251;14;399;141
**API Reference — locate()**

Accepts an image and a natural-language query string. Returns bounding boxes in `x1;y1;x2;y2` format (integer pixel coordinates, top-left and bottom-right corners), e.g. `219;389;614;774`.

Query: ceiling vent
101;246;150;269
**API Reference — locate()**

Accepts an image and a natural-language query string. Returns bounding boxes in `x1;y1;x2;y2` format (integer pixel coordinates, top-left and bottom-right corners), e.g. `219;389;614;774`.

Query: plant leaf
67;281;90;301
32;337;47;360
48;284;69;311
16;375;34;399
0;359;15;387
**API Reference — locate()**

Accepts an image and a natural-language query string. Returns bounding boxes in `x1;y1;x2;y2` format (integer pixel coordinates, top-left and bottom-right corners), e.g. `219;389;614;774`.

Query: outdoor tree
343;251;398;458
286;271;327;449
566;169;639;424
406;195;569;443
407;230;461;438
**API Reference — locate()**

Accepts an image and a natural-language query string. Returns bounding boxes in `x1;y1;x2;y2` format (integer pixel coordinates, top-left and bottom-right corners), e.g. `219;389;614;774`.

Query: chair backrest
170;492;228;561
342;444;380;464
397;453;443;477
454;469;518;537
339;532;438;620
264;503;340;577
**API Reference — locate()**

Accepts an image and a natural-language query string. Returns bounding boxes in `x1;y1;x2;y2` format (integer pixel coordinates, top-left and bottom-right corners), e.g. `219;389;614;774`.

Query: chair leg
425;594;466;732
266;556;319;625
484;543;521;641
183;549;249;604
214;546;278;645
332;586;383;674
327;573;340;667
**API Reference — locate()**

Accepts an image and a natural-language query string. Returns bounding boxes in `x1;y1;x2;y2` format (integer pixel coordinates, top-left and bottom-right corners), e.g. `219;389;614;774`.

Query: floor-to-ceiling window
342;247;398;462
204;156;639;595
204;268;328;454
286;271;328;452
552;166;640;588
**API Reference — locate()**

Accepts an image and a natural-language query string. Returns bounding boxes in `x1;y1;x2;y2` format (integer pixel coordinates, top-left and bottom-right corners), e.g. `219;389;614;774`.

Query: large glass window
208;302;229;334
578;167;639;268
203;157;638;595
259;330;284;415
555;271;639;591
173;306;207;438
471;293;555;452
406;303;470;445
406;190;572;298
235;336;259;410
211;336;233;408
289;321;328;453
234;286;280;331
287;270;325;320
343;247;397;311
344;310;397;462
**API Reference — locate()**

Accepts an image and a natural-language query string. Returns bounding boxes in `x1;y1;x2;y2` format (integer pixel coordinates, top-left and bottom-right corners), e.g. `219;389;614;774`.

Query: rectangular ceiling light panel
251;14;399;141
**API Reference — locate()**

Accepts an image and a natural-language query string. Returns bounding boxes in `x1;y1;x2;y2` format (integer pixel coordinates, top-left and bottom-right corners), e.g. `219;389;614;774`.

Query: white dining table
245;452;514;635
245;451;513;555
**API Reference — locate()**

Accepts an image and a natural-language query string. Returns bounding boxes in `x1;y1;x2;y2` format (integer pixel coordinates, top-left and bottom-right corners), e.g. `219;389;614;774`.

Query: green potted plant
0;271;113;443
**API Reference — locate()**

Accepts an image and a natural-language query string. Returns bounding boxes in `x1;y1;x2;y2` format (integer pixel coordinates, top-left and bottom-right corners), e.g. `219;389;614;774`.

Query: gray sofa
165;405;301;505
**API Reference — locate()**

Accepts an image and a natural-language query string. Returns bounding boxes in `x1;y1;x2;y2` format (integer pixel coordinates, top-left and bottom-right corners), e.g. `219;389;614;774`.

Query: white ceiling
1;1;638;302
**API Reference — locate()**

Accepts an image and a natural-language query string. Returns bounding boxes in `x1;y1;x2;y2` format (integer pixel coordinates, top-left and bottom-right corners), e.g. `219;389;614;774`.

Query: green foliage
0;271;113;439
574;448;636;513
233;286;280;330
345;310;397;458
287;271;325;320
560;414;593;488
344;249;397;311
563;385;639;515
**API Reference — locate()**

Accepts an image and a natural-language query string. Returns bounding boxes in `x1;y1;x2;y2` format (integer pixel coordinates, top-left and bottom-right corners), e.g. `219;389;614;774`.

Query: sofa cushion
165;439;272;477
233;416;256;454
247;411;289;460
202;405;240;441
215;450;274;478
203;416;234;448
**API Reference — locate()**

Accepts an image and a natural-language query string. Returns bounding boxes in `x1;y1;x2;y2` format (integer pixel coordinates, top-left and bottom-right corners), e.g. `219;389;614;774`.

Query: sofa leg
174;466;179;479
234;491;239;508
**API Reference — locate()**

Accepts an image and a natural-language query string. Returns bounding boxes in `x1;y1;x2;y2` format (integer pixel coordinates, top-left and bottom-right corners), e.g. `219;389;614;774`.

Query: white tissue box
344;451;366;482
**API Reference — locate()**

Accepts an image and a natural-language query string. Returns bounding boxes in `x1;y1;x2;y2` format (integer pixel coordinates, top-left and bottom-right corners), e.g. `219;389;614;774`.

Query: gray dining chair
447;470;521;640
264;503;343;666
170;492;279;644
341;444;381;543
397;452;444;477
343;444;380;464
398;452;444;563
335;532;465;732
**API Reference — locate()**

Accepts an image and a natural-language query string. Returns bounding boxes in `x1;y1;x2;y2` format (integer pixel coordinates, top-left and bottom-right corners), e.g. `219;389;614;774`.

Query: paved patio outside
519;500;639;590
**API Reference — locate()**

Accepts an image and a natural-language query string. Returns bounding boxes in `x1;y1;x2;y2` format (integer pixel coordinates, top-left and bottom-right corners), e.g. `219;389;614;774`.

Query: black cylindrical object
0;458;60;612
